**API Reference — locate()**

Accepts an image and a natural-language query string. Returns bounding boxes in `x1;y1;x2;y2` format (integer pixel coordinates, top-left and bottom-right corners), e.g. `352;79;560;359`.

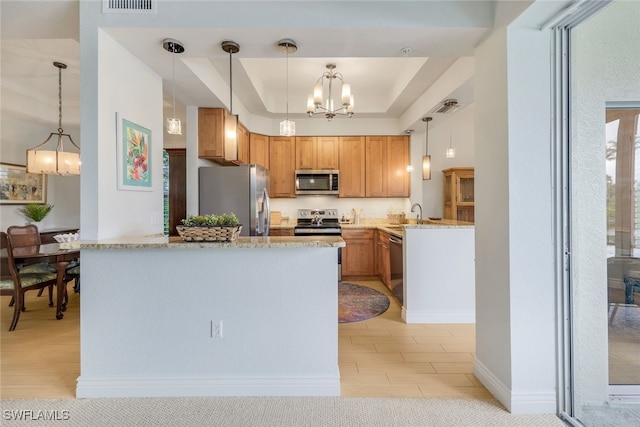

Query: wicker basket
387;213;406;224
176;225;242;242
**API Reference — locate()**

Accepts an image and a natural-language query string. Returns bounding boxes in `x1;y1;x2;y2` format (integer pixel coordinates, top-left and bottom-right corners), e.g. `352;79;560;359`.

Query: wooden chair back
6;225;41;249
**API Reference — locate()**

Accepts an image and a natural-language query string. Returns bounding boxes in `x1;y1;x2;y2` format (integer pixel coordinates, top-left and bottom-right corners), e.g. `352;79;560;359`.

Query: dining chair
1;231;59;331
7;225;56;306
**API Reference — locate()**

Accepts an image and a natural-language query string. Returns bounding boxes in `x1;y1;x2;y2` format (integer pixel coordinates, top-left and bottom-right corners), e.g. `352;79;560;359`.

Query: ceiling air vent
103;0;157;14
432;99;459;114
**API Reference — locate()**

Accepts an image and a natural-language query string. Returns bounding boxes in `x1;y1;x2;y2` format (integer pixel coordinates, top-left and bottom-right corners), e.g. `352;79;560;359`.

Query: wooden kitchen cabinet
341;229;375;277
443;167;475;223
198;107;240;164
376;230;391;288
249;132;269;169
338;136;366;198
365;135;410;198
237;121;250;164
295;136;339;170
269;228;294;236
269;136;296;198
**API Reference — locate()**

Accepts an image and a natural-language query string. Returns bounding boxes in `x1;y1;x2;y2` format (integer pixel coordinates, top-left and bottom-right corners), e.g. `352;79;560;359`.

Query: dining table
6;243;80;320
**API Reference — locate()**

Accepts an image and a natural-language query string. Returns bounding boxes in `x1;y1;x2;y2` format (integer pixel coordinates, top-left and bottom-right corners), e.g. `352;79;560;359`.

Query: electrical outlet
211;320;223;338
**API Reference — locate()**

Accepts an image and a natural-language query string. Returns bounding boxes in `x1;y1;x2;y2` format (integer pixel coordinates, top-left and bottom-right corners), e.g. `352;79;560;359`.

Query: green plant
17;203;54;222
181;212;239;227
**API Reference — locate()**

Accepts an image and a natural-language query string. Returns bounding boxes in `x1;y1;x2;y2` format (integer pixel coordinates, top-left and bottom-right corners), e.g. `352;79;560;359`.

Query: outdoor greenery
181;213;240;227
17;203;54;222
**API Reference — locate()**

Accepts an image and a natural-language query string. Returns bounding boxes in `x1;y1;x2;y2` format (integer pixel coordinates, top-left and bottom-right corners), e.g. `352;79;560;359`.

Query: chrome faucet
410;203;423;222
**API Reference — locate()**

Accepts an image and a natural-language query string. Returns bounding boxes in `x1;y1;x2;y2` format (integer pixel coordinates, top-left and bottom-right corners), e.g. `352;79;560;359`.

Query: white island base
75;236;344;398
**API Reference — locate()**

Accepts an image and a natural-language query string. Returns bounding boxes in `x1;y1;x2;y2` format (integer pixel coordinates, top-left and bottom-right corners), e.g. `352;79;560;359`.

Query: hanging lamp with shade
306;63;354;121
26;62;80;175
421;116;433;180
277;39;297;136
221;40;240;155
162;38;185;135
446;113;456;159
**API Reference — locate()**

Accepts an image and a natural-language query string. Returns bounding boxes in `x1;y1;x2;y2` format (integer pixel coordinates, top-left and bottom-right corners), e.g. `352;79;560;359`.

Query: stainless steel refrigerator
199;165;270;236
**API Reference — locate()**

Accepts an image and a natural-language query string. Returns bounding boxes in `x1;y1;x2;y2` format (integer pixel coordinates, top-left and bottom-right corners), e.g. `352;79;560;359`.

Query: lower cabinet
341;229;375;277
269;228;294;237
376;230;391;288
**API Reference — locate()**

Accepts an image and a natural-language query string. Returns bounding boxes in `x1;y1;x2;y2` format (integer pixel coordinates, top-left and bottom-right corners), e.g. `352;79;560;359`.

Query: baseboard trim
403;310;475;324
76;375;340;398
474;358;557;414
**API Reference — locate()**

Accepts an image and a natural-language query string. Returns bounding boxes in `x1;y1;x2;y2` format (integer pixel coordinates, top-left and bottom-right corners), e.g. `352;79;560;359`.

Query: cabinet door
365;136;388;197
237;122;250;164
342;229;375;276
316;136;339;169
386;136;410;197
249;133;269;169
295;136;316;170
269;136;296;198
198;108;224;158
339;136;366;197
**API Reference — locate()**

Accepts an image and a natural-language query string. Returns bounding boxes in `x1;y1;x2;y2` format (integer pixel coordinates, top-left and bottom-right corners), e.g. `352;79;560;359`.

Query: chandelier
306;63;354;121
26;62;80;175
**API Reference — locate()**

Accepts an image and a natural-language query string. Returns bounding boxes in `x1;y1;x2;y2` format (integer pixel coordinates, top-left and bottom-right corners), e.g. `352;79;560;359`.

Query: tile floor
2;279;488;399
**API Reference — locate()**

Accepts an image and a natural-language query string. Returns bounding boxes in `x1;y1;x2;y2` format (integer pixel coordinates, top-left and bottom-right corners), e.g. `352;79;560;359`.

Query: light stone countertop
63;235;344;250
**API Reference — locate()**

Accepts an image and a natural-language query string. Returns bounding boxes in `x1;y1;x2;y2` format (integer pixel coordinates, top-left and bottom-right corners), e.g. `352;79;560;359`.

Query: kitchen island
74;235;344;398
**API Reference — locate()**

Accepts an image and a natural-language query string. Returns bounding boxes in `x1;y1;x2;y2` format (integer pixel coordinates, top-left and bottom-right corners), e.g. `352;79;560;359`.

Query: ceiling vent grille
432;99;459;114
103;0;156;14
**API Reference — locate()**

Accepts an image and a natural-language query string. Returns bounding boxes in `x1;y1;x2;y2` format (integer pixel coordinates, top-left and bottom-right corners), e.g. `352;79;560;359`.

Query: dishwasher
389;234;403;305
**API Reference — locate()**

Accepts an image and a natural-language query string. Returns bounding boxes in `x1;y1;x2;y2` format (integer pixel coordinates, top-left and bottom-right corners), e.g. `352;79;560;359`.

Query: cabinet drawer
342;229;374;239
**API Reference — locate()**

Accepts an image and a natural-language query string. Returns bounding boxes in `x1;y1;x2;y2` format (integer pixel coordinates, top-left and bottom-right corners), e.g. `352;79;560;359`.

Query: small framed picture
0;162;47;204
117;113;152;191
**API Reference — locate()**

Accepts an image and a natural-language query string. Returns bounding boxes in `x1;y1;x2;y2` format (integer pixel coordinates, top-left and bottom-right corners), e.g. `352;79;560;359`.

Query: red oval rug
338;283;390;323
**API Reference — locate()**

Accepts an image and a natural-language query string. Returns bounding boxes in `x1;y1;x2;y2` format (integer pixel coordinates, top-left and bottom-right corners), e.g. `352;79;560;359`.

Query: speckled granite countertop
64;235;344;250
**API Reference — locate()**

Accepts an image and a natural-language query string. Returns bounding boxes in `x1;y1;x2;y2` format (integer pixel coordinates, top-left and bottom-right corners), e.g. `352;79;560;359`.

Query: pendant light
446;113;456;159
221;40;240;156
421;117;432;180
277;39;297;136
26;62;80;175
162;38;185;135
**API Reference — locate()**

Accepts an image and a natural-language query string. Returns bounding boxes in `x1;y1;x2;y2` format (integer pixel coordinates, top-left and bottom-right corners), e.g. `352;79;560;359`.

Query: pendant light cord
229;49;233;114
57;65;63;133
172;44;177;119
425;120;429;154
285;43;289;121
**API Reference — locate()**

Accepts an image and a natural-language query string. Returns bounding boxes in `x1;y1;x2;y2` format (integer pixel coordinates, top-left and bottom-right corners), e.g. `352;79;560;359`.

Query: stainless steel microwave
295;170;339;195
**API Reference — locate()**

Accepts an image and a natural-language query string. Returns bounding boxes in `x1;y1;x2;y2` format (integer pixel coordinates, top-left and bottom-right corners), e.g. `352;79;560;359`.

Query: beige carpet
0;397;564;426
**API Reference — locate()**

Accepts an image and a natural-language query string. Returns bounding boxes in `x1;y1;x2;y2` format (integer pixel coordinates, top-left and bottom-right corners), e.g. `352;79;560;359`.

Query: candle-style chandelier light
306;63;354;121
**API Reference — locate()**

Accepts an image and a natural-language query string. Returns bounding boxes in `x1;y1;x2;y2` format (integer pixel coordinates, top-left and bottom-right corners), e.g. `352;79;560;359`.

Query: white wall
79;30;164;239
0;115;80;232
473;18;556;413
571;0;640;407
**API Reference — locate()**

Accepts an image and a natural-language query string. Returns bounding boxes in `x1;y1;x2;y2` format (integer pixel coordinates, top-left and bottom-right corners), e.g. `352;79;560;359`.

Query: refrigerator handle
263;188;271;236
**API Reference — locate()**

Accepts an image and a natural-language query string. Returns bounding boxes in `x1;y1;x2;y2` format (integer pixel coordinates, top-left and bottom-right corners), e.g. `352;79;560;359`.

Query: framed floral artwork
0;162;47;204
117;113;152;191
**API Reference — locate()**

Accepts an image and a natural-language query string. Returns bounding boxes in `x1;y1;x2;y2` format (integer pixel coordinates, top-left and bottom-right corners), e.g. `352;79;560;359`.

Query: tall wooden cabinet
365;135;410;198
338;136;366;198
249;133;269;169
269;136;296;197
165;149;187;236
443;167;475;223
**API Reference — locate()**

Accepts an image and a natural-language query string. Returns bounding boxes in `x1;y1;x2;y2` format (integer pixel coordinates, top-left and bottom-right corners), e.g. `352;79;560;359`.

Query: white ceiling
0;0;539;131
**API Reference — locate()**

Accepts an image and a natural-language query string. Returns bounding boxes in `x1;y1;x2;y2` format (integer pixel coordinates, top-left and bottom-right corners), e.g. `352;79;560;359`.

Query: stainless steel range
294;209;342;279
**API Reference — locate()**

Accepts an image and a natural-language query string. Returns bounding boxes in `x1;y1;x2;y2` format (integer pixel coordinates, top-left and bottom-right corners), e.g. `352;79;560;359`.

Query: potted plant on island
17;203;54;228
177;213;242;242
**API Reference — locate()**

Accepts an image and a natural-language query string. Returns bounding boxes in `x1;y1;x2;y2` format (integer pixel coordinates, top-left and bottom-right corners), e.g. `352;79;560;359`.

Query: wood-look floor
1;280;490;399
